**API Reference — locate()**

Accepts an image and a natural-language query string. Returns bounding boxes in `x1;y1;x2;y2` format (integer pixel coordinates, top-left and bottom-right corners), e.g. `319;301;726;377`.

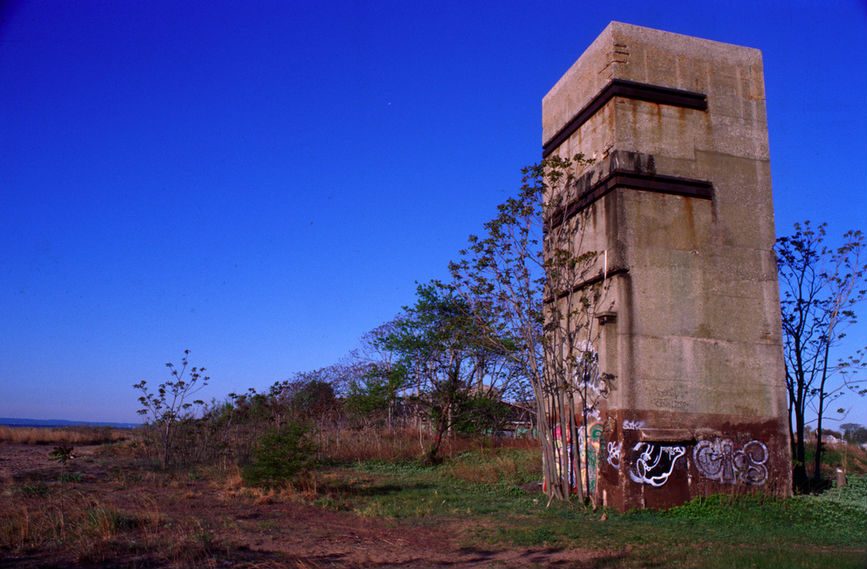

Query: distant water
0;417;139;429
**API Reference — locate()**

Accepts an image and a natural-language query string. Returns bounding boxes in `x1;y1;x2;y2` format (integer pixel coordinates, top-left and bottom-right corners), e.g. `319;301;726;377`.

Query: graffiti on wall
606;440;622;469
694;438;768;485
578;422;603;494
608;423;772;488
551;424;576;491
628;443;686;487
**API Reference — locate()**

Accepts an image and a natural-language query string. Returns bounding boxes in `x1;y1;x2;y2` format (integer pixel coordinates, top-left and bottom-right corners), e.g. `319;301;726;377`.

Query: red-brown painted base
591;409;791;512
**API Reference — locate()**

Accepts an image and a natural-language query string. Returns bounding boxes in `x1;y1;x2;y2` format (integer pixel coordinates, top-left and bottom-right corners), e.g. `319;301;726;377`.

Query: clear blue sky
1;1;865;425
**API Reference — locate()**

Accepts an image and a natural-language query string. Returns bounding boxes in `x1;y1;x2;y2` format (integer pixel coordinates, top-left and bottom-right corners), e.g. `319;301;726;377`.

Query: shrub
241;422;317;487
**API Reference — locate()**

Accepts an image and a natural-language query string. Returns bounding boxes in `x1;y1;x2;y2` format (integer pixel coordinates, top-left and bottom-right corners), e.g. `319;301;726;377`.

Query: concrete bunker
541;22;791;511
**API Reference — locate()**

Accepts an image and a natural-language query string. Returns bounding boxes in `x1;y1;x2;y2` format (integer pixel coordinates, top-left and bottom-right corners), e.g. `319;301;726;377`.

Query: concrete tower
542;22;791;510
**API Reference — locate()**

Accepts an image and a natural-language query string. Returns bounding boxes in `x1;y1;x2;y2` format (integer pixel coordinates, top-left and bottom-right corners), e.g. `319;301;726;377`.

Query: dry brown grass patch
318;426;539;463
0;425;132;445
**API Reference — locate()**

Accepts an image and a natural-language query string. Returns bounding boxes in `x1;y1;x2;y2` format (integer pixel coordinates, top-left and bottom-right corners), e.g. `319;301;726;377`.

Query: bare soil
0;442;617;568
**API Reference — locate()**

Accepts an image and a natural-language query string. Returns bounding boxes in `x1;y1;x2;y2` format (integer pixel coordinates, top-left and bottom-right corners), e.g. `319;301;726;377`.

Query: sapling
48;444;75;539
133;350;210;468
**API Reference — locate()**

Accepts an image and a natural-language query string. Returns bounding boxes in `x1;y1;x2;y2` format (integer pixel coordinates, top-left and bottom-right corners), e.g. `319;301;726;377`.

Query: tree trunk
792;404;808;491
425;407;450;465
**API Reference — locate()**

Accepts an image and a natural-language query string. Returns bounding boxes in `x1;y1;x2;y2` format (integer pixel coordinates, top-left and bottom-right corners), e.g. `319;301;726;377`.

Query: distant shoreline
0;417;139;429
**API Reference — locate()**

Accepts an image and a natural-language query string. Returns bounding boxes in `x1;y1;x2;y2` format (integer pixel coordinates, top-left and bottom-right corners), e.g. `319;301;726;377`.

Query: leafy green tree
133;350;210;469
344;362;407;426
841;423;867;444
342;322;411;428
378;283;510;464
776;222;866;489
288;377;338;419
448;392;513;435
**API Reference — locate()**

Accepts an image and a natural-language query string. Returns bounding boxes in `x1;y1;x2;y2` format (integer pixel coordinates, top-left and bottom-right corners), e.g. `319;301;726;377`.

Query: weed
84;505;129;539
16;482;49;498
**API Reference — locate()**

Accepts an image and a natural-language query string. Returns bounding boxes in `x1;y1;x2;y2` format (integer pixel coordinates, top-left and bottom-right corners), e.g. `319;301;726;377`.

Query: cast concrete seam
546;171;714;231
543;267;630;305
542;78;708;158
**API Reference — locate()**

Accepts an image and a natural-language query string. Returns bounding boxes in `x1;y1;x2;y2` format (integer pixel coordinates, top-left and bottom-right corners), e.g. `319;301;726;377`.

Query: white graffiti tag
622;420;644;431
693;438;768;485
628;443;686;487
606;441;622;469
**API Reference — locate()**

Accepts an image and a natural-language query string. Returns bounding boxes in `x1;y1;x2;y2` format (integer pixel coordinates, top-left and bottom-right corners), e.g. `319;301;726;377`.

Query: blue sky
1;1;865;425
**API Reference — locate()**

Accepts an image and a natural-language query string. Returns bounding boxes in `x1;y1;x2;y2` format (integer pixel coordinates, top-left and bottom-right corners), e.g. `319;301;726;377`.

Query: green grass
349;457;543;519
316;450;867;569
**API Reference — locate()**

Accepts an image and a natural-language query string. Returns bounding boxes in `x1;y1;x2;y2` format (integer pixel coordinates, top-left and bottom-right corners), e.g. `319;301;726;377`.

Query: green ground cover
320;448;867;569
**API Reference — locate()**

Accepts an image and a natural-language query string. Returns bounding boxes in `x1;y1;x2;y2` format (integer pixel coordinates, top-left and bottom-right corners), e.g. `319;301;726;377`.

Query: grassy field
350;456;866;568
1;428;865;568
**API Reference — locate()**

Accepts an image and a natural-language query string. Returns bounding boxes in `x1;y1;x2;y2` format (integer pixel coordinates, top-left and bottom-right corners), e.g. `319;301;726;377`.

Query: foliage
342;323;409;429
133;350;210;469
287;378;338;419
841;422;867;444
226;371;341;427
447;393;514;435
241;422;318;487
792;474;867;544
776;222;867;489
344;362;407;425
376;282;518;464
48;444;75;465
161;370;346;469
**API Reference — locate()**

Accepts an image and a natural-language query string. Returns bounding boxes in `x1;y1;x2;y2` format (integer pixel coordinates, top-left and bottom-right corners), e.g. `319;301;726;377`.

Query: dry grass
447;446;541;486
0;489;143;554
318;426;426;462
1;427;862;569
318;426;538;463
0;477;223;567
826;441;867;474
0;425;132;445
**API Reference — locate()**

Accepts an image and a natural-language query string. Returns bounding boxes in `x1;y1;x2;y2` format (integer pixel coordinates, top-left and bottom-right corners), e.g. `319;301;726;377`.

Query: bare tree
776;221;866;488
133;350;210;469
449;155;613;504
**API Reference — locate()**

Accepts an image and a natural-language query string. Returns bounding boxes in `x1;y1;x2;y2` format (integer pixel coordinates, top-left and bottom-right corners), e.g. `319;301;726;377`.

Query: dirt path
178;494;611;568
0;442;620;568
144;476;614;568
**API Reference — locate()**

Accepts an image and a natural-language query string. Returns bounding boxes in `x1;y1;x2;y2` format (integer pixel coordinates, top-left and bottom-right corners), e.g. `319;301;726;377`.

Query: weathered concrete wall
542;22;791;510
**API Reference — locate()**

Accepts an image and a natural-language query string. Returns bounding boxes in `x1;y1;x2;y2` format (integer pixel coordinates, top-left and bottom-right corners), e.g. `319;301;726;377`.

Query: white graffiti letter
628;443;685;487
734;440;768;485
606;441;622;469
694;438;768;485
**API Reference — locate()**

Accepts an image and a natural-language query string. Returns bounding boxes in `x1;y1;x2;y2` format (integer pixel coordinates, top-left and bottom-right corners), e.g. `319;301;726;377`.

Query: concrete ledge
545;151;713;230
637;428;695;442
542;79;707;158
